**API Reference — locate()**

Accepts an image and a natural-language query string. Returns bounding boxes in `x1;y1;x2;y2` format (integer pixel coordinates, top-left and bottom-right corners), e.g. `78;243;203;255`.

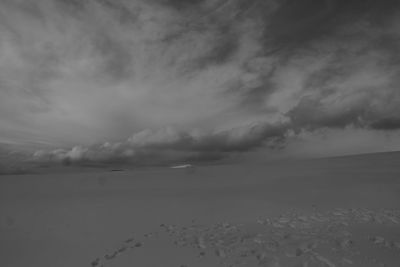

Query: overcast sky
1;0;400;164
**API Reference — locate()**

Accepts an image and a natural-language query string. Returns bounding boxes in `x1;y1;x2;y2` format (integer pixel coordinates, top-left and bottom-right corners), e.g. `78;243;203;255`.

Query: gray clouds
1;0;400;164
34;122;289;165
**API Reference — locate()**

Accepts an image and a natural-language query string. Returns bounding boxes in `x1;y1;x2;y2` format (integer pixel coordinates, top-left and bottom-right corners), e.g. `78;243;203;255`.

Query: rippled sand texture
91;208;400;267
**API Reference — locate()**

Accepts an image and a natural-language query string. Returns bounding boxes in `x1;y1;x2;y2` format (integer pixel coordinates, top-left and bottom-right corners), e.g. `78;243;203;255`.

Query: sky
1;0;400;165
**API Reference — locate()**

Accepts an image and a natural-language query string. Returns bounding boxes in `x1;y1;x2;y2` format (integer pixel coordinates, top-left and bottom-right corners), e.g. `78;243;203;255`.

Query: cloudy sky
1;0;400;165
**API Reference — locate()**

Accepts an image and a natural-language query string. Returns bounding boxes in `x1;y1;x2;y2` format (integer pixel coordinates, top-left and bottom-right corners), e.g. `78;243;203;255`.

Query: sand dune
1;152;400;267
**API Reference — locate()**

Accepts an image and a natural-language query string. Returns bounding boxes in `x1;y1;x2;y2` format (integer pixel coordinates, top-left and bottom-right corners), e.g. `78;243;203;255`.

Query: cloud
1;0;400;165
33;122;289;165
0;0;274;146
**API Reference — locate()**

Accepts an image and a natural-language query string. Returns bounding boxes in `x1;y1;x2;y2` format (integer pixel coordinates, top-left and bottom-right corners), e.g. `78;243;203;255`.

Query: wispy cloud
1;0;400;165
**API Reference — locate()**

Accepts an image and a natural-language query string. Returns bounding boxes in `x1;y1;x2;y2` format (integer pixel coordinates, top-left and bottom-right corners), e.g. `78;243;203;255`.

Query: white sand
1;153;400;267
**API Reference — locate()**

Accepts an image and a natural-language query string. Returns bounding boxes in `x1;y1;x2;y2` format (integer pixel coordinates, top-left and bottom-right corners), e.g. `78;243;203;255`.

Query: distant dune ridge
170;164;196;174
170;164;194;169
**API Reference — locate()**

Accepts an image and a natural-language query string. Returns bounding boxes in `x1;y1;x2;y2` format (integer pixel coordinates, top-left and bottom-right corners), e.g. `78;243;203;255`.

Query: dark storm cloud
288;95;400;132
1;0;400;165
287;98;363;130
157;0;205;10
267;0;336;48
263;0;400;52
370;118;400;131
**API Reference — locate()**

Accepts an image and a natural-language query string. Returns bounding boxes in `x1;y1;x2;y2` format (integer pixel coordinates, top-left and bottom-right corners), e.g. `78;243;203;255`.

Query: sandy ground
1;153;400;267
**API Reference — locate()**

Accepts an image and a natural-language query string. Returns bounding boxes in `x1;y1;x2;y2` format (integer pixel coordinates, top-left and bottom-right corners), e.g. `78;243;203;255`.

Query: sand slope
1;152;400;266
